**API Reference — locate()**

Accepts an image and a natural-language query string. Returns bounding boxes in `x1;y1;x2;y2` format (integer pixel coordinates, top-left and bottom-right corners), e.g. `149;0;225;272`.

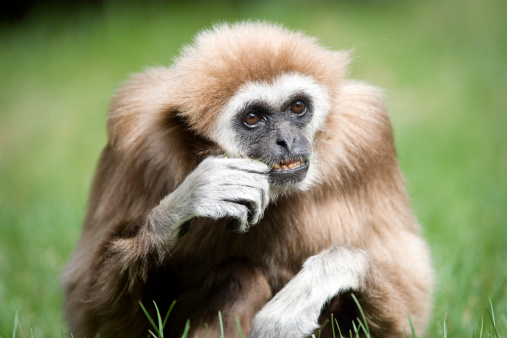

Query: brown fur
63;22;433;337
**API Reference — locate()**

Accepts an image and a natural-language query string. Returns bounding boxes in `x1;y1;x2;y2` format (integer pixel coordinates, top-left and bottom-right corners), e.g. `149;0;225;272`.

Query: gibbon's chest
166;198;339;293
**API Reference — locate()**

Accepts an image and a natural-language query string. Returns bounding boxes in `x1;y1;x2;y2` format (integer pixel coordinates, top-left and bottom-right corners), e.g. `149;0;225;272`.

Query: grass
140;297;370;338
1;0;506;336
139;296;503;337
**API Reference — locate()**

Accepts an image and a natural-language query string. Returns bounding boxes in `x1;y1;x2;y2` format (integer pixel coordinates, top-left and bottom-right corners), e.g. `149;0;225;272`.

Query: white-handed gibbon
63;22;433;337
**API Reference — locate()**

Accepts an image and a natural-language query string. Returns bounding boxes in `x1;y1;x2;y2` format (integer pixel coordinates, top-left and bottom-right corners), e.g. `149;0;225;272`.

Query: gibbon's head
169;22;350;190
108;22;357;192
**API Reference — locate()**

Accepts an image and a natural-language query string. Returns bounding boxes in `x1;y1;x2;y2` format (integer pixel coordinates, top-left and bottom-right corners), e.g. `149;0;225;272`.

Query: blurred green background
1;0;506;336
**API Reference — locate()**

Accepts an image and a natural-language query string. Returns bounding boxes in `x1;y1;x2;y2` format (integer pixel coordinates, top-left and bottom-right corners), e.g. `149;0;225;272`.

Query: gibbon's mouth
270;158;307;171
268;158;310;186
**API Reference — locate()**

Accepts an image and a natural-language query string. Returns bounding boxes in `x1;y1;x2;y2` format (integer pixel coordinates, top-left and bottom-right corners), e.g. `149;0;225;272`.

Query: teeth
271;158;307;171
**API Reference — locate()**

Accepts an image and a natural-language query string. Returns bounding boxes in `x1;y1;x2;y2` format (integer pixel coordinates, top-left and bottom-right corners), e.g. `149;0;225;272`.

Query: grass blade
153;301;164;337
12;309;19;338
489;298;496;327
487;298;499;337
181;319;190;338
408;314;417;338
335;317;344;338
163;301;177;329
235;315;243;338
139;301;161;337
317;319;329;338
479;315;484;338
219;311;224;338
355;320;369;338
443;313;447;338
331;313;336;338
350;293;369;336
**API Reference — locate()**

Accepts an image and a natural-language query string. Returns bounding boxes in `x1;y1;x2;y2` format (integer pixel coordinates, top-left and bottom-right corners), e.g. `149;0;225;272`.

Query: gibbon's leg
249;245;412;338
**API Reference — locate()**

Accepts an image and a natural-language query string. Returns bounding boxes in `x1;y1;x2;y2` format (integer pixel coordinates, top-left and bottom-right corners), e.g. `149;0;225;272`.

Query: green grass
1;0;506;336
140;296;503;337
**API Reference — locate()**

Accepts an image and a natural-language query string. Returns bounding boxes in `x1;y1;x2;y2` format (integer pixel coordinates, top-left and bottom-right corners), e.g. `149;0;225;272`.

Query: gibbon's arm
250;245;411;337
89;156;270;298
114;155;269;254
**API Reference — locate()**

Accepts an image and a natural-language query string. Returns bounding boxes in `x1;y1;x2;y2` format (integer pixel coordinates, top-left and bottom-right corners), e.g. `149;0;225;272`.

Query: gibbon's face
213;72;331;188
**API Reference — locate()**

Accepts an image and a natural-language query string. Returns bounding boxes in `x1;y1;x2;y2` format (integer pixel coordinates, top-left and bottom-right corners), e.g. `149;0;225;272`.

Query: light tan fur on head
108;22;349;170
63;21;433;338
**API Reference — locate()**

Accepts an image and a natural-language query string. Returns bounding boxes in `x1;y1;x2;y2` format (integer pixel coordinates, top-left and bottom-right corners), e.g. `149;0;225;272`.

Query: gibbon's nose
276;136;295;153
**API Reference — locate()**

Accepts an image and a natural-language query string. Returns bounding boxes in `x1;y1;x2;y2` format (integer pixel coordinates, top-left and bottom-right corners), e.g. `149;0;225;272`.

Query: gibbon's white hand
149;156;270;243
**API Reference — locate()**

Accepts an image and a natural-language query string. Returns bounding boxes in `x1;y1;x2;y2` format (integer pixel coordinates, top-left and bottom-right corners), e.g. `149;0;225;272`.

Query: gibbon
63;22;433;337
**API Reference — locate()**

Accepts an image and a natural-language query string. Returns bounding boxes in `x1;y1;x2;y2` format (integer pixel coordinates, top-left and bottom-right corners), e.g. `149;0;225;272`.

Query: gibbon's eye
290;100;306;115
244;112;261;126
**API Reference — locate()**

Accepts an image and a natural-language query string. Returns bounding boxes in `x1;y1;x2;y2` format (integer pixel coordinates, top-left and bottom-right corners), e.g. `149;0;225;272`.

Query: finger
246;181;269;224
216;201;249;231
221;183;265;224
223;198;257;224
